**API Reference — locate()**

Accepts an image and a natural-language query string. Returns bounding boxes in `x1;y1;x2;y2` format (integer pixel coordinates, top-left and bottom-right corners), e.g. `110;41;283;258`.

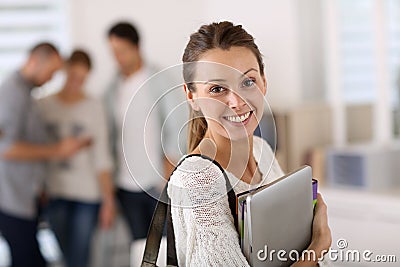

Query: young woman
167;21;332;266
38;50;115;267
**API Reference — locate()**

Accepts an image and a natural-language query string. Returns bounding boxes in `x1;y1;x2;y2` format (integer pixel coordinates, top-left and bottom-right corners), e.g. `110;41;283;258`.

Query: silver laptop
237;166;313;267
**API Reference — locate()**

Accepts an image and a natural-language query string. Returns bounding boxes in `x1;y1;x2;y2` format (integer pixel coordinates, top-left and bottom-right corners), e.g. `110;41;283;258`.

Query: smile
223;111;253;123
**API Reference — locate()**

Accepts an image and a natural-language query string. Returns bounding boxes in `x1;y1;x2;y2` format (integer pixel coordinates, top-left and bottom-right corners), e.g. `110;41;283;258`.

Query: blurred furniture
346;104;373;143
272;103;375;182
326;143;400;189
273;103;333;177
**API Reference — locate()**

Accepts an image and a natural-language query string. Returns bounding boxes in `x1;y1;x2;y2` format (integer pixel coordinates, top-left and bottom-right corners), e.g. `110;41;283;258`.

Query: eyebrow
203;79;227;84
203;68;259;84
242;68;258;77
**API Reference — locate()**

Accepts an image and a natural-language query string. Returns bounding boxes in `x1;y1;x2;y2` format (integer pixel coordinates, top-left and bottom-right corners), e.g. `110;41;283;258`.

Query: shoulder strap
141;154;238;267
166;203;178;266
141;185;169;267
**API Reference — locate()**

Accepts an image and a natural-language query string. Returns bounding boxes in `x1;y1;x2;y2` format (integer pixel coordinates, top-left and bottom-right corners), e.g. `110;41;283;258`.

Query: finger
315;193;327;212
316;193;324;203
102;216;112;229
100;214;109;229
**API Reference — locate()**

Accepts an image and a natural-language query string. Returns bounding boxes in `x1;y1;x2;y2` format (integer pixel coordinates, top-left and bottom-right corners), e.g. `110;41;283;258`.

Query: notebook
237;165;316;267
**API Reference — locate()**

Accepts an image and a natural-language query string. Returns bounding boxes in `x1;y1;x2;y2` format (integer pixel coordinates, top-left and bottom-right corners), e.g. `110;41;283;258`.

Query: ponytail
187;109;207;152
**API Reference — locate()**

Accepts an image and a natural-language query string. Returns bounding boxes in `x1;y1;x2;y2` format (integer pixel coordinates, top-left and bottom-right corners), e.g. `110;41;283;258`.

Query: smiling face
185;46;266;141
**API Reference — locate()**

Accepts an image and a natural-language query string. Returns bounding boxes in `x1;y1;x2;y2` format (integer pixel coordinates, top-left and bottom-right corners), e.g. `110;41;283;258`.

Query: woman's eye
210;86;226;94
242;78;256;88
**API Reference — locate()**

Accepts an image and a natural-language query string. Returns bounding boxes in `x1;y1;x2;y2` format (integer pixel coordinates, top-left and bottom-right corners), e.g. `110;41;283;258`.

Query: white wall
296;0;325;103
68;0;304;110
202;0;303;111
68;0;205;96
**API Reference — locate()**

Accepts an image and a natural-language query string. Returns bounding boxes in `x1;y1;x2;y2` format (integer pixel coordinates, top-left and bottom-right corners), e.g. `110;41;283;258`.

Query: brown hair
30;42;59;56
108;22;140;46
182;21;264;152
67;49;92;70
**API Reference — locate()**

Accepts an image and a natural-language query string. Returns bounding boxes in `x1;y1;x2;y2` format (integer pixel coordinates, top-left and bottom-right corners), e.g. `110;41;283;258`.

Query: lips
223;111;253;123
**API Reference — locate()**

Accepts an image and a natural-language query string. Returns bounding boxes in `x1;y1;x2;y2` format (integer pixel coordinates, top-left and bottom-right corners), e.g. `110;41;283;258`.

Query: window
337;0;376;104
324;0;400;144
0;0;69;84
326;0;400;105
388;0;400;106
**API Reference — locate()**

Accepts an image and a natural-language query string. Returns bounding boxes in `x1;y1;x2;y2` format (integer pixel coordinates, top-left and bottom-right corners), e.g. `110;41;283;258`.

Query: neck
200;130;255;176
123;56;143;78
57;88;85;103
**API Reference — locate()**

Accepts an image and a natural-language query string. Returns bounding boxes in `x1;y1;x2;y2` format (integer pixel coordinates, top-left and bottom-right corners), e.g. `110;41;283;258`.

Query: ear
261;74;267;96
184;83;200;111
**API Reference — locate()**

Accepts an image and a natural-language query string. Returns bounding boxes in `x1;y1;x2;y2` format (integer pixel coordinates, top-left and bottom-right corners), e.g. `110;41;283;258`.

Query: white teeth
225;111;251;123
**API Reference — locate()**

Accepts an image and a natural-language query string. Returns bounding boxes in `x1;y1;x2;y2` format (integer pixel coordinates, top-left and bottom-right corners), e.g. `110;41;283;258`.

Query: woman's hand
99;198;116;230
309;193;332;257
55;136;92;159
292;193;332;266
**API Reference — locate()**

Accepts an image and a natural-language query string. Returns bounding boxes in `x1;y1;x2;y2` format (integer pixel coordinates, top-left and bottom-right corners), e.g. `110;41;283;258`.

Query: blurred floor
320;187;400;266
1;188;399;267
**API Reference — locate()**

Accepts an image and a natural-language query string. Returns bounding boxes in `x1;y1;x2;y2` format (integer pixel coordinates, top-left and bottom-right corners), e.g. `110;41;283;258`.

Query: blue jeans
46;198;99;267
0;210;46;267
117;187;158;240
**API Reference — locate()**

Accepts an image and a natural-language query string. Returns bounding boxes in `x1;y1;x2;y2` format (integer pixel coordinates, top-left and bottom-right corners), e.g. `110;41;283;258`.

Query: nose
227;90;246;110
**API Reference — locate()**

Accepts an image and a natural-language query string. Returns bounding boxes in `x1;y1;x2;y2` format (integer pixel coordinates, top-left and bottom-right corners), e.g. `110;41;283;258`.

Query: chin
229;129;256;141
217;124;258;141
34;81;45;87
225;120;259;140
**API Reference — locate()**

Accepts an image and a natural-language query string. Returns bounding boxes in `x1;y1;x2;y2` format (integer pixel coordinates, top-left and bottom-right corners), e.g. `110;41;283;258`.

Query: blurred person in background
37;50;115;267
105;22;187;243
0;42;89;267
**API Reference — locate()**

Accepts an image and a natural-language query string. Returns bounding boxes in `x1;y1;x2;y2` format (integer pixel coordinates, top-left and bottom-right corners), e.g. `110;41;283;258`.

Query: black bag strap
141;154;237;267
141;185;169;267
166;204;178;266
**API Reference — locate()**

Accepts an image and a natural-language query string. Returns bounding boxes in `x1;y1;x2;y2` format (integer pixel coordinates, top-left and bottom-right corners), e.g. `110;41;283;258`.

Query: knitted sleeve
168;156;250;266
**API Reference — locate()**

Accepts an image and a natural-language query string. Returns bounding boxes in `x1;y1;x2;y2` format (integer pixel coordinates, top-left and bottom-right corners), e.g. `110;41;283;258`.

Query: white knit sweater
167;136;284;266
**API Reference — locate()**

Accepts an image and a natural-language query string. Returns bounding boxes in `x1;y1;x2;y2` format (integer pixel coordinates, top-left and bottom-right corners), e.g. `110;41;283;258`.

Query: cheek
125;51;136;62
250;96;264;119
254;96;265;112
243;90;263;112
198;100;230;134
245;87;265;108
196;97;226;119
40;71;51;83
69;77;83;87
114;51;127;64
116;54;125;65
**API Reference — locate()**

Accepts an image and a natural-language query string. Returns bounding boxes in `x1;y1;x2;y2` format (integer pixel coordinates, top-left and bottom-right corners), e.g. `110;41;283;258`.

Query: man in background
105;22;187;245
0;42;89;267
